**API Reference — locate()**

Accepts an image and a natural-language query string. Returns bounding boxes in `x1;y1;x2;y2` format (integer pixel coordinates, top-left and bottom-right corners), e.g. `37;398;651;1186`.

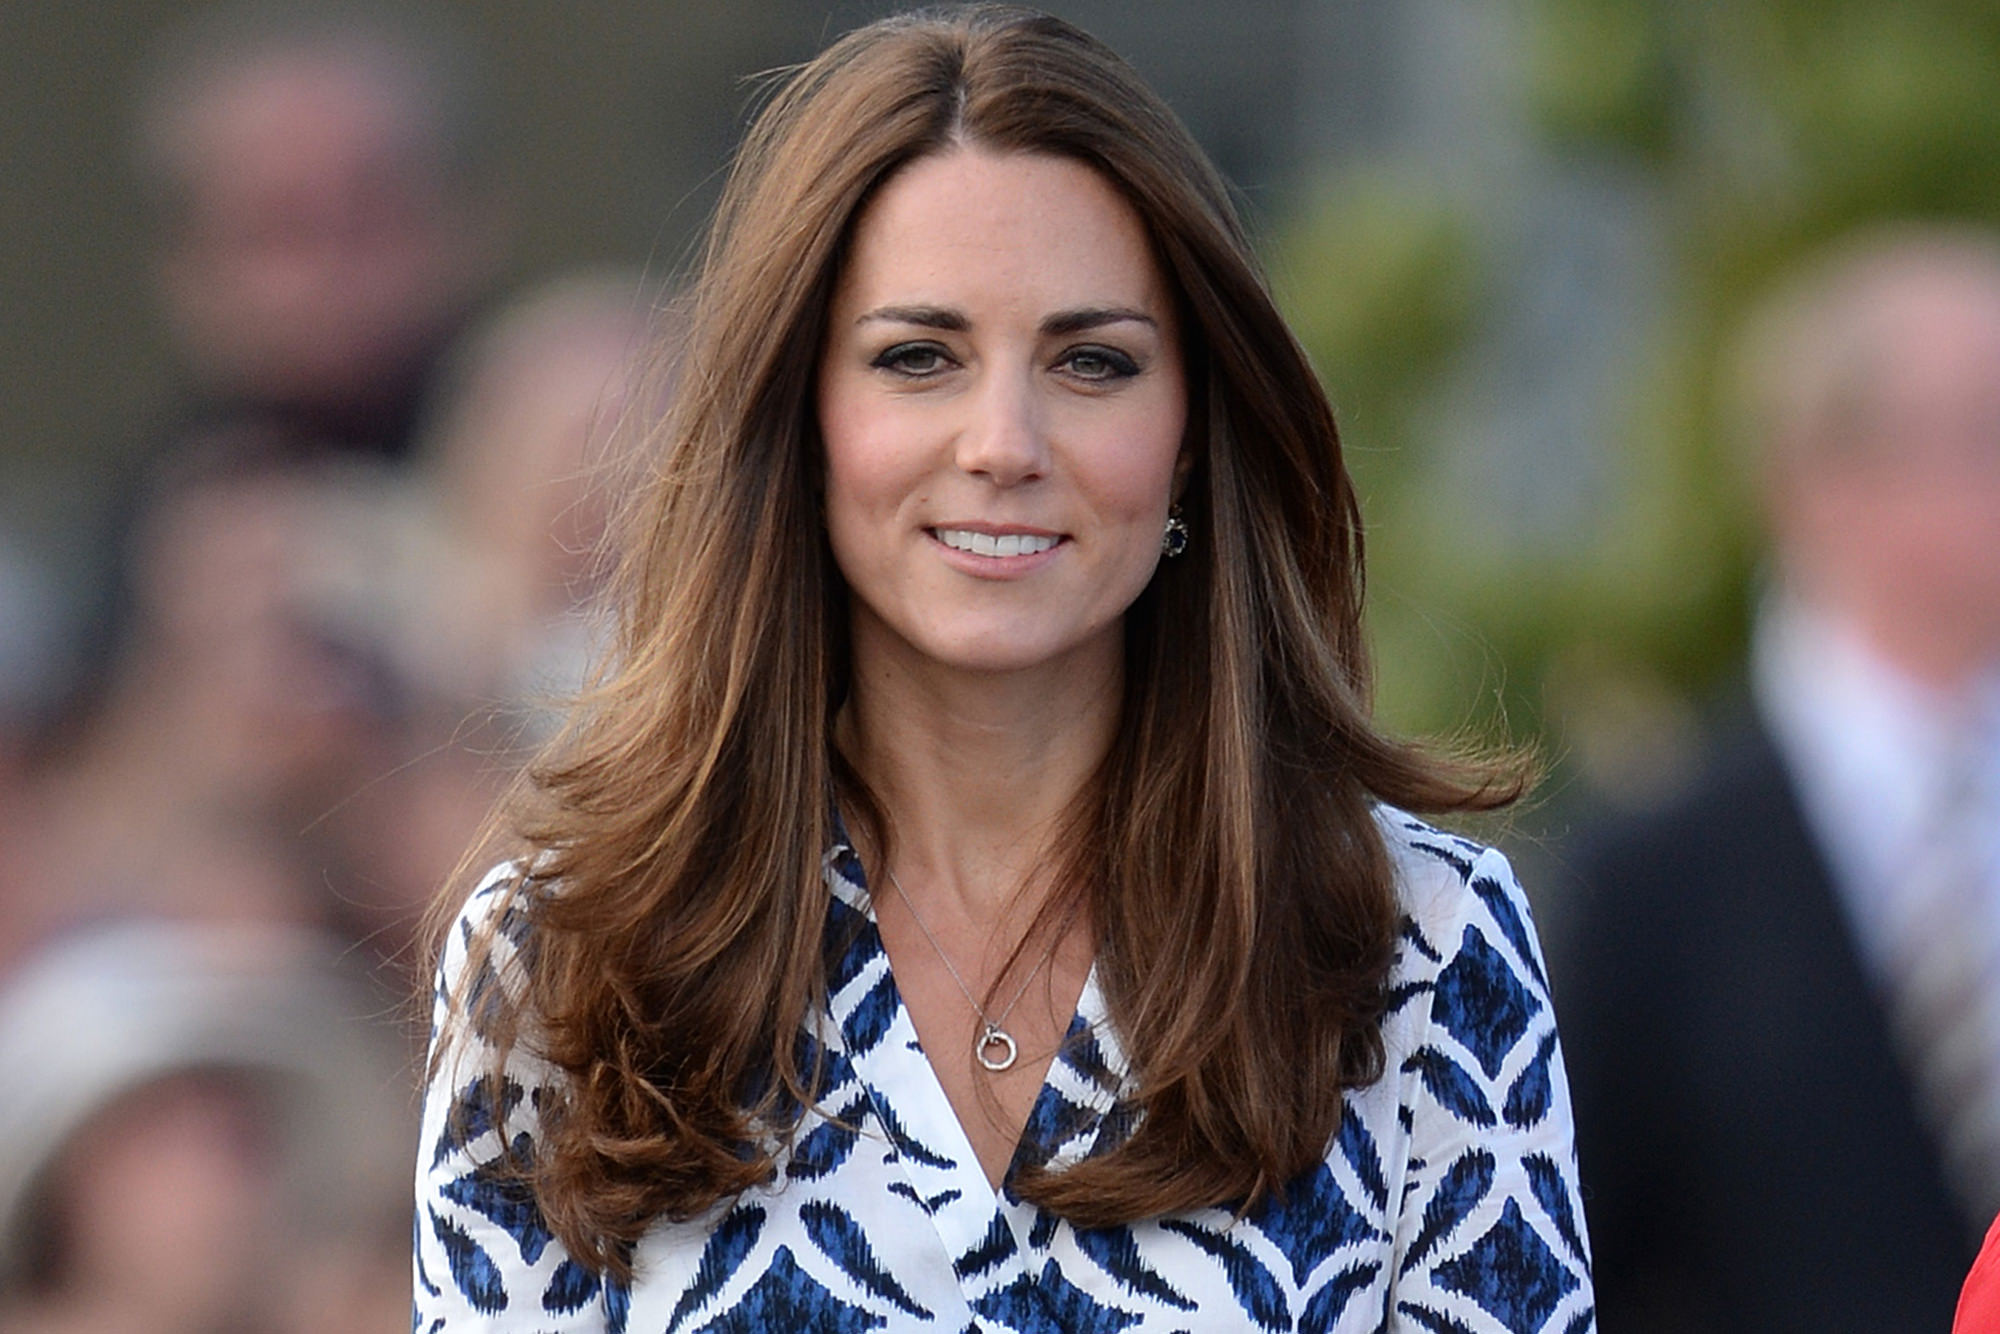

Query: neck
838;629;1122;926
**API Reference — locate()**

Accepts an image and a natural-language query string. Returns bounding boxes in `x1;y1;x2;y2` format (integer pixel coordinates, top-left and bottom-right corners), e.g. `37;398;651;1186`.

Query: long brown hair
435;4;1521;1279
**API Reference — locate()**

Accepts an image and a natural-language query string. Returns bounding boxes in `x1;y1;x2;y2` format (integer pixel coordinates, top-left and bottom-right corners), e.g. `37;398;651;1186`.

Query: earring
1161;505;1189;558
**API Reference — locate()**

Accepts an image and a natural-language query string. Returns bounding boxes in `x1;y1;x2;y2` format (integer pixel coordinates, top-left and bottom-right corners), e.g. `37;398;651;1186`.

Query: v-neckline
819;837;1133;1285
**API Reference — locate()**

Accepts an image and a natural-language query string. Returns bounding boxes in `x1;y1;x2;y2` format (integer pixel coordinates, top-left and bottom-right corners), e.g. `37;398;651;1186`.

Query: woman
415;8;1594;1331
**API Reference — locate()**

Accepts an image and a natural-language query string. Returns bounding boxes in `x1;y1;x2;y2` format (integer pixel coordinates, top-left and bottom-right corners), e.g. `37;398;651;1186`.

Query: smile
931;528;1062;558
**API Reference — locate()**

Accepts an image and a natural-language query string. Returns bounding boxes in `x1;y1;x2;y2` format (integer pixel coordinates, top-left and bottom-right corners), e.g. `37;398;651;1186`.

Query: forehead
164;53;433;202
832;148;1171;313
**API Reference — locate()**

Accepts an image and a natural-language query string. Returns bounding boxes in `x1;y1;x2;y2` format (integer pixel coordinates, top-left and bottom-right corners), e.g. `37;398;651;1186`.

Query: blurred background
2;0;1998;1328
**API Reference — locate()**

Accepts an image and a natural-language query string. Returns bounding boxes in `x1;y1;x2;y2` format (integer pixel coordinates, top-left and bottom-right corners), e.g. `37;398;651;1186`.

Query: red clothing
1958;1212;2000;1332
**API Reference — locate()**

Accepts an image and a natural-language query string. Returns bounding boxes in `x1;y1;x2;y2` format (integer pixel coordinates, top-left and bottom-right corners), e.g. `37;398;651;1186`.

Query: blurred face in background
149;48;490;410
28;1074;276;1329
1767;267;2000;688
129;466;401;802
429;282;650;601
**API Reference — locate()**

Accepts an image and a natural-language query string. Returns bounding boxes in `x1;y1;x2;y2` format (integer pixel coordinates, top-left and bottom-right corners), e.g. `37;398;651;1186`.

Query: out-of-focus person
289;273;665;972
1;457;427;970
1559;224;2000;1330
71;0;502;750
133;2;502;469
413;270;659;744
0;921;410;1334
8;3;508;976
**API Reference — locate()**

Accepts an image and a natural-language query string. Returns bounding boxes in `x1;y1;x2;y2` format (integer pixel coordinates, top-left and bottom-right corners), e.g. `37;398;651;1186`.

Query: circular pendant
976;1023;1018;1072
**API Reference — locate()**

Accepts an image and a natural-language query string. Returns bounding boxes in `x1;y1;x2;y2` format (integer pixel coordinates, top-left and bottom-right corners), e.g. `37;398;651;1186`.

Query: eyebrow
854;304;1158;336
856;304;968;331
1043;306;1157;336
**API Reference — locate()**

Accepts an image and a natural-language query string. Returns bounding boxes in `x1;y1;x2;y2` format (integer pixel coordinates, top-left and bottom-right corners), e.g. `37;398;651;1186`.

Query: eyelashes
871;341;951;376
868;340;1144;382
1060;346;1139;381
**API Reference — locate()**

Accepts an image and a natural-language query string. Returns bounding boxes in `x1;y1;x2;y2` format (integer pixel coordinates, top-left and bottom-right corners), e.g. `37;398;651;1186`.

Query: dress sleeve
1385;843;1596;1333
413;867;620;1333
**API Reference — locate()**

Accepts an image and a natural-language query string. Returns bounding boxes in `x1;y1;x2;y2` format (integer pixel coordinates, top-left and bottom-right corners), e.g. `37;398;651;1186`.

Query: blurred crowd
0;9;661;1330
3;4;1999;1333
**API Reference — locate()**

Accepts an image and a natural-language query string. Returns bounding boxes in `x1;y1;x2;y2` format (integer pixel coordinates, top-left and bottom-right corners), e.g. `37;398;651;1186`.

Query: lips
931;527;1061;557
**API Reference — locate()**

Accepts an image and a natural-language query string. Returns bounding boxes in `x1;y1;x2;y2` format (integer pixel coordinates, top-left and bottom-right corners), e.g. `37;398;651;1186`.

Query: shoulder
1366;812;1596;1326
439;860;540;971
1372;807;1551;1006
417;863;608;1327
1371;809;1565;1124
427;859;547;1080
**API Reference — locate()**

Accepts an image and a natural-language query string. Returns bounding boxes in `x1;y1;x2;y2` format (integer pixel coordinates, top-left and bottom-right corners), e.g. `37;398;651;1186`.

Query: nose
954;369;1050;486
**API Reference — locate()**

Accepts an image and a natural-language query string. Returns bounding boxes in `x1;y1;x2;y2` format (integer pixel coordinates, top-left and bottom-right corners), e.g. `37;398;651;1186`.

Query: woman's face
817;148;1188;682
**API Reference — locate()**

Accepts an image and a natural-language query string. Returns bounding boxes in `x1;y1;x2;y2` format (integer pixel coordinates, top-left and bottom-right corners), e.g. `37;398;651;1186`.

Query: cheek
818;397;927;580
1097;451;1178;528
822;430;916;526
817;378;873;505
1090;395;1188;526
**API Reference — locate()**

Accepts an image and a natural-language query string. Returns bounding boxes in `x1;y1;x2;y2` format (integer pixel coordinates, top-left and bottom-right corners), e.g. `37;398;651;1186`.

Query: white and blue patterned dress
414;812;1595;1332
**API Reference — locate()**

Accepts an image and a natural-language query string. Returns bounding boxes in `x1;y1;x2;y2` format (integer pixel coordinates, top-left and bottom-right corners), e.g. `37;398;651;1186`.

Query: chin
922;628;1121;679
923;642;1063;676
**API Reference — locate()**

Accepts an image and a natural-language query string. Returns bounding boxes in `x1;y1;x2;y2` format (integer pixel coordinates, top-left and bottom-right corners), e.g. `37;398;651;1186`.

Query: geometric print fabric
414;811;1595;1332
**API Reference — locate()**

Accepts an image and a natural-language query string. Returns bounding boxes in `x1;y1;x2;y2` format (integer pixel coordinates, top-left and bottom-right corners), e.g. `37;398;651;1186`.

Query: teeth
935;528;1059;558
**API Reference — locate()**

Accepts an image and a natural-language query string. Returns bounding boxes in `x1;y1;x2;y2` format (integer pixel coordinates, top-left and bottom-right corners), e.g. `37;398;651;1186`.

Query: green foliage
1272;168;1483;440
1522;0;1677;161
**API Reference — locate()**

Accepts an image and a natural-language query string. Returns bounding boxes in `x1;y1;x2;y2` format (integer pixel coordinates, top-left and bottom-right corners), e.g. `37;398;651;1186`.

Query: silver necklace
883;865;1056;1073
